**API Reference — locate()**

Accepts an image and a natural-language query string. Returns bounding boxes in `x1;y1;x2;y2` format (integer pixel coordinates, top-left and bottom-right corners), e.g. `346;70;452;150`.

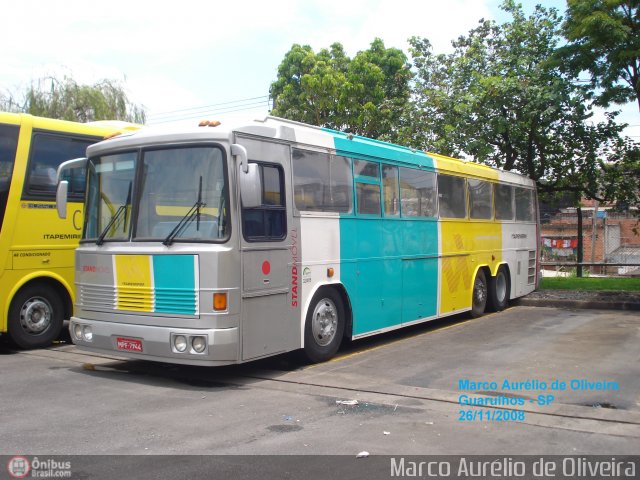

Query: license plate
116;337;143;352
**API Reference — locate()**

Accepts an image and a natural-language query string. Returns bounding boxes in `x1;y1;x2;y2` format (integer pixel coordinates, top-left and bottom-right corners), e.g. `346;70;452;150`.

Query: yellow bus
0;112;138;348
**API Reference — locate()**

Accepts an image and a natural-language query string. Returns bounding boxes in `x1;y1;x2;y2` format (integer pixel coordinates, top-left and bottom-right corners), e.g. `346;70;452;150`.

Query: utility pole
590;201;599;276
576;206;583;278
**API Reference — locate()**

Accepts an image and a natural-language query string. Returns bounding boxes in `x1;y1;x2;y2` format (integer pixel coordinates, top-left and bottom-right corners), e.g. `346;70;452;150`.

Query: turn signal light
213;293;228;311
327;267;335;278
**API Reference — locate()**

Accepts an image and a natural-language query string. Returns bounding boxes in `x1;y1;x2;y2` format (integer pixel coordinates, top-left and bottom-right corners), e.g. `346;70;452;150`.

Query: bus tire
488;266;510;312
303;288;345;363
470;270;488;318
7;284;64;349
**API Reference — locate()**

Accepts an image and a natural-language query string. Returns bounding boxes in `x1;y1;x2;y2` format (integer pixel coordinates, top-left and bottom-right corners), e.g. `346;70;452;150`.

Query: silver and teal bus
57;116;539;365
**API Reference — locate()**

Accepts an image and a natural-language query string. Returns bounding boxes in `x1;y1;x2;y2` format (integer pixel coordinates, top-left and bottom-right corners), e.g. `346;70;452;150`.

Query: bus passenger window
383;166;400;217
494;184;514;220
291;149;352;213
24;133;96;199
468;179;492;219
354;159;379;179
399;167;437;217
437;174;466;219
515;187;534;222
242;163;286;241
356;183;381;215
354;160;381;216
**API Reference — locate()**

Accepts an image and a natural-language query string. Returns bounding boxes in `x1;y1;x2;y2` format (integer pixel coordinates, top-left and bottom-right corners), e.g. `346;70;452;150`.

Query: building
540;199;640;275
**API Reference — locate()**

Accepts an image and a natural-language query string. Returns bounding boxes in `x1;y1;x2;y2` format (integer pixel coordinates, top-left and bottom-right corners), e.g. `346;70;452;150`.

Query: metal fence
539;207;640;276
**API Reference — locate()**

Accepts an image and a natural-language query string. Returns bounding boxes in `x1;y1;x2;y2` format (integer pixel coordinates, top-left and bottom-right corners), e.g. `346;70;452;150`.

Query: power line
148;100;271;125
147;95;269;120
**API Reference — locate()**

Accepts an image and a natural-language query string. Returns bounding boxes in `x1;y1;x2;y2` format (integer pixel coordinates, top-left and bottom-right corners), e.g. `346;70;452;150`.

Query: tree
1;76;146;123
269;43;349;129
600;137;640;210
562;0;640;110
270;39;412;139
404;0;631;201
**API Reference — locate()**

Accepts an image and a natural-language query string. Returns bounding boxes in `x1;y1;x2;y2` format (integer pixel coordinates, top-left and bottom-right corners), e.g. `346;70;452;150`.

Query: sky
1;0;637;136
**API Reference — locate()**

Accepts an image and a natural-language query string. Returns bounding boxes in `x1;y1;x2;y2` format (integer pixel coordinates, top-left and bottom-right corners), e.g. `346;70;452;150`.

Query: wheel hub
474;278;487;304
312;299;338;346
20;298;52;334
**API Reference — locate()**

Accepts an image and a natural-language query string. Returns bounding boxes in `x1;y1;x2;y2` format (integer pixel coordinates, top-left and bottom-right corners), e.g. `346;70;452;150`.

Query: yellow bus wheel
8;284;64;349
470;270;488;318
488;266;510;312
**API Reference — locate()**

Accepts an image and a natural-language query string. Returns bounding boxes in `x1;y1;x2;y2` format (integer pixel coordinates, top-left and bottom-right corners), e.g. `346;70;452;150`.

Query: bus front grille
78;284;197;315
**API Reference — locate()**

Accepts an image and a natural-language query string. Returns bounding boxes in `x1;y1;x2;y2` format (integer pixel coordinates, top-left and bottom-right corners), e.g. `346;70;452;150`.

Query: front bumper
70;317;239;366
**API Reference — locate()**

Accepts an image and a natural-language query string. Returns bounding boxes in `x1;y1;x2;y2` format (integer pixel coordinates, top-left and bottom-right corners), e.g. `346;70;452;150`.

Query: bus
57;116;539;365
0;112;139;348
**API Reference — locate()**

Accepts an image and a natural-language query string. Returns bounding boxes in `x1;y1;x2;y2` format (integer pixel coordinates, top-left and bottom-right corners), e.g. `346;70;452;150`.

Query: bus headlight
174;335;188;352
82;325;93;342
191;336;207;353
73;323;83;340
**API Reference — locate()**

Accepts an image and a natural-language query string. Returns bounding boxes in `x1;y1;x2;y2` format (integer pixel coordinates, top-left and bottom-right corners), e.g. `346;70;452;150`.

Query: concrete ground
0;305;638;461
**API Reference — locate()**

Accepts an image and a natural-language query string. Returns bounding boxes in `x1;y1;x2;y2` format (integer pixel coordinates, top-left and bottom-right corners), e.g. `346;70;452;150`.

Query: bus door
234;136;298;361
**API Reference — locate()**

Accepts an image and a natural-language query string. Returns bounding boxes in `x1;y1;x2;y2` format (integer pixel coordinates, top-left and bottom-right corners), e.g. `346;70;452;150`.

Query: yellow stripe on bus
114;255;154;312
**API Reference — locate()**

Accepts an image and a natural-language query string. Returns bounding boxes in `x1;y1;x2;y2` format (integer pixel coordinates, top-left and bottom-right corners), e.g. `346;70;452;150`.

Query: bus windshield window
0;124;19;232
84;152;137;241
136;146;227;241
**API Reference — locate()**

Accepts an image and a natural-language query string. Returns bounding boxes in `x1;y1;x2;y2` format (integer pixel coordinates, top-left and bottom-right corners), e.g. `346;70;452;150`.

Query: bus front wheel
8;284;64;349
470;270;488;318
303;288;345;363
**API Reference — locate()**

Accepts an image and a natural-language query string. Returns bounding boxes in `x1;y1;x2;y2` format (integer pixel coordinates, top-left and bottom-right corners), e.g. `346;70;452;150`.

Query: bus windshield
84;146;228;243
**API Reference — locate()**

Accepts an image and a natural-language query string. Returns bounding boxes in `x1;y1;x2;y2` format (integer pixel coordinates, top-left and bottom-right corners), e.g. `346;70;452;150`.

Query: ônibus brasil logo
7;456;30;479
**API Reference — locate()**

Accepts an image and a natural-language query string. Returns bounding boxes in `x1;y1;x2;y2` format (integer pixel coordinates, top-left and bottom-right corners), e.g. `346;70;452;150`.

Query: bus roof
87;114;535;187
0;111;141;138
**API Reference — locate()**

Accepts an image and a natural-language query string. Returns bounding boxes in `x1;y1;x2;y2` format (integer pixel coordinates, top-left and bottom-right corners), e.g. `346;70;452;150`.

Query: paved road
1;306;638;459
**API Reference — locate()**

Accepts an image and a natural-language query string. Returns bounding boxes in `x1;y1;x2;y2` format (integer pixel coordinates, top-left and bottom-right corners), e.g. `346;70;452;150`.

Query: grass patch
540;277;640;292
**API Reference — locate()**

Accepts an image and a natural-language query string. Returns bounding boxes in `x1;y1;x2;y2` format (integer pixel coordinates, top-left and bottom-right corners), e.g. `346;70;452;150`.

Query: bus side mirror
56;181;69;219
232;143;262;208
56;157;87;219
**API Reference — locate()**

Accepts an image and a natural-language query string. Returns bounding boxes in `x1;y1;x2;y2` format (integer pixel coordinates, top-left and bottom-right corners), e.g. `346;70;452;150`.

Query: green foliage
562;0;640;109
599;136;640;209
270;39;412;139
540;276;640;291
268;2;637;207
404;1;631;201
1;76;145;123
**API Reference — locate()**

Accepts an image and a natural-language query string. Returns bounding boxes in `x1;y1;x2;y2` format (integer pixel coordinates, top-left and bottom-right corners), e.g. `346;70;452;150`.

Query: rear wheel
8;284;64;349
470;270;488;318
303;288;345;363
488;266;510;312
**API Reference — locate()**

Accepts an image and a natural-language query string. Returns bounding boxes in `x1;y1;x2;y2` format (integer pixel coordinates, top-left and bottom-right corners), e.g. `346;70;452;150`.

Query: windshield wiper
217;189;226;238
163;176;205;246
96;182;132;245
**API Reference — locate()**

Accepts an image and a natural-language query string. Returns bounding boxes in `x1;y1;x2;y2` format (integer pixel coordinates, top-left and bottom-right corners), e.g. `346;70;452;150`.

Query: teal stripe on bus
152;255;197;315
327;129;435;168
322;130;439;336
